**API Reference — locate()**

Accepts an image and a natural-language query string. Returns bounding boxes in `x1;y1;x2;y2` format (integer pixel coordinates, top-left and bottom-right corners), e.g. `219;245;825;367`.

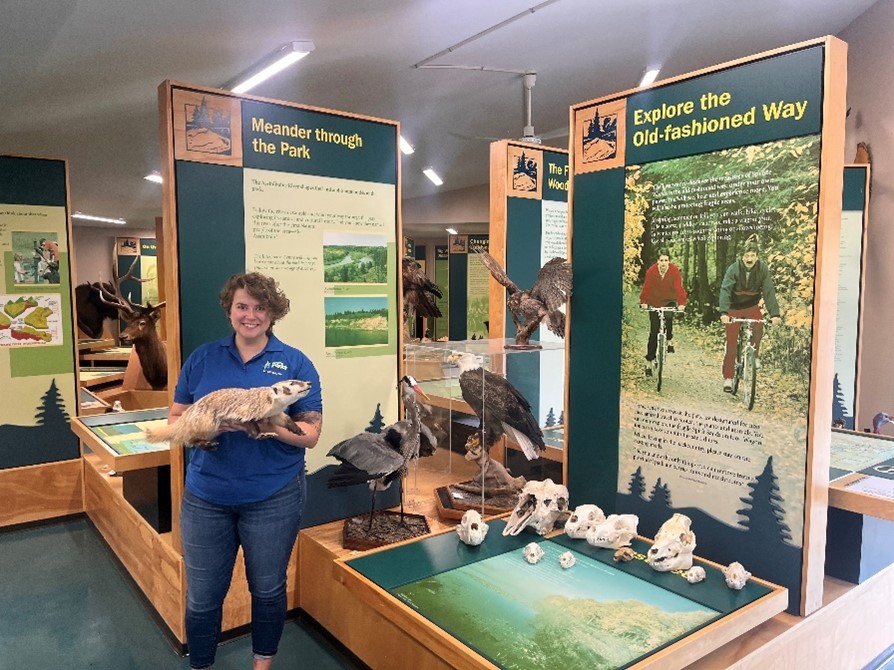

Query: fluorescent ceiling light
399;135;415;155
446;227;458;235
72;211;126;225
230;41;315;94
423;167;443;186
639;68;661;88
144;172;163;184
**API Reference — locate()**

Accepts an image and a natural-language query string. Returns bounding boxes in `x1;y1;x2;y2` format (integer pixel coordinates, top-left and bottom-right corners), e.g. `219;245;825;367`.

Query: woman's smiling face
229;287;271;340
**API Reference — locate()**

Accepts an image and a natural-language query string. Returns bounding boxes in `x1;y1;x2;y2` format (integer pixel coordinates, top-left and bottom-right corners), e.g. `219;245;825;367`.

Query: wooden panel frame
0;459;82;527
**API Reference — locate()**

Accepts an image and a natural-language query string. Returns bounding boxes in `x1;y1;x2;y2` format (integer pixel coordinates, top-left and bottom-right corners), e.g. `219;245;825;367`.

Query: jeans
181;472;305;669
645;309;674;361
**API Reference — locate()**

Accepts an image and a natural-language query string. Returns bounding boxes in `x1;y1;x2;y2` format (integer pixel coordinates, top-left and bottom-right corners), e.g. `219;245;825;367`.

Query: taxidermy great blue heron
326;375;436;530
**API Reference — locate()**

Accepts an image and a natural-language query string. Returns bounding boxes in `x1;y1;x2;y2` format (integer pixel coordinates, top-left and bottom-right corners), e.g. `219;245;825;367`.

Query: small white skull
646;513;697;572
585;514;639;549
523;542;545;564
564;504;606;539
685;566;706;584
722;562;751;590
502;479;570;537
456;509;489;546
559;551;576;569
613;547;635;563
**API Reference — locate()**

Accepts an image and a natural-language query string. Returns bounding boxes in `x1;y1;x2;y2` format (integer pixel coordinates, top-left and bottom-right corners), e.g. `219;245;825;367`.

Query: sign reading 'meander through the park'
567;39;847;614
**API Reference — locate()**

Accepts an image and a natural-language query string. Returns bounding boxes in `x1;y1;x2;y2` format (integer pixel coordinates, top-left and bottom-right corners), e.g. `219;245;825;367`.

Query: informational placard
163;83;399;485
568;39;847;614
448;234;489;340
0;156;78;469
491;141;569;434
831;165;869;429
433;245;449;340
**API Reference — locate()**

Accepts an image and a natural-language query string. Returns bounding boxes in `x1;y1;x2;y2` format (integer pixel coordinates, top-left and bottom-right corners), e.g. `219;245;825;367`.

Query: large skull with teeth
456;509;489;546
564;504;606;539
646;513;696;572
502;479;569;537
585;514;639;549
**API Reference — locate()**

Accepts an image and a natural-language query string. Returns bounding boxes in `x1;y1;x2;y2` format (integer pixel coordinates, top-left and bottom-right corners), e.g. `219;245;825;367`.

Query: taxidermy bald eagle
448;351;544;460
402;258;442;334
477;251;571;348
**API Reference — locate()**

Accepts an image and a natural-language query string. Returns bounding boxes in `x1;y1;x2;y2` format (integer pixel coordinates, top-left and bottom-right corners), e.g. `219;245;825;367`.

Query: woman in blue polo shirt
169;272;323;670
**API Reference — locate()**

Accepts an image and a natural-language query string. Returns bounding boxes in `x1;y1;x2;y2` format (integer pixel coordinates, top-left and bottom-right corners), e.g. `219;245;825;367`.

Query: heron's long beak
403;374;430;400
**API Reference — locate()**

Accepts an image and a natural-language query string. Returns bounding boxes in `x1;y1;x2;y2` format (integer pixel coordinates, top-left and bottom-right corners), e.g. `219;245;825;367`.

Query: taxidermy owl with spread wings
477;251;572;348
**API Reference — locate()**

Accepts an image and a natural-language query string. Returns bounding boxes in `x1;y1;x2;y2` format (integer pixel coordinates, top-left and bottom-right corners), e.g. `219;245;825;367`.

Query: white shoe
723;378;733;393
754;358;761;369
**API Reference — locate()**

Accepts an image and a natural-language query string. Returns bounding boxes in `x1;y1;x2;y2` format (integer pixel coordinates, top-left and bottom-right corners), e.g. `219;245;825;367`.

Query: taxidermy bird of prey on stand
402;257;442;337
449;350;544;452
476;251;571;348
326;375;436;529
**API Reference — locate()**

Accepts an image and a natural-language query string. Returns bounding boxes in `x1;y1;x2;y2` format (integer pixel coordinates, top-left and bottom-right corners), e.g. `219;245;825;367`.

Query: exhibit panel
0;155;82;526
448;234;490;341
832;165;870;430
160;80;402;528
567;38;848;615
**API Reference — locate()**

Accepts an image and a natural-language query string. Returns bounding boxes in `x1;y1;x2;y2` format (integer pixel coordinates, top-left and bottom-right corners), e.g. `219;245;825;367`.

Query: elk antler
95;256;166;317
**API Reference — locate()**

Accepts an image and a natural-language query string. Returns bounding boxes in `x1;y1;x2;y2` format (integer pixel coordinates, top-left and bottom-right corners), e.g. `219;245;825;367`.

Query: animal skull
502;479;569;536
685;566;706;584
564;504;606;539
456;509;489;546
523;542;545;564
585;514;639;549
559;551;576;569
646;513;697;572
613;547;635;563
722;562;751;590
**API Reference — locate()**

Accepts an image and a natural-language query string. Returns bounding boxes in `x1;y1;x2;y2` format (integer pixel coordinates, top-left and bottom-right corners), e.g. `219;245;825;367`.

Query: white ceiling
1;0;878;235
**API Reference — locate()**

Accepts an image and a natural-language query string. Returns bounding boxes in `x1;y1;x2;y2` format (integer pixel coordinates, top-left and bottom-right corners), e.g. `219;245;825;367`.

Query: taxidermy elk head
75;281;120;338
94;257;168;390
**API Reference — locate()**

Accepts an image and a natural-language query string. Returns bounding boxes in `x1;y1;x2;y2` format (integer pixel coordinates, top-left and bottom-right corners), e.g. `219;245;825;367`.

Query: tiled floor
0;518;365;670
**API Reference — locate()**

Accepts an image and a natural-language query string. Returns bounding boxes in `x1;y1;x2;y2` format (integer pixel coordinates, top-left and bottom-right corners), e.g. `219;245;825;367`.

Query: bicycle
644;306;680;392
727;317;769;410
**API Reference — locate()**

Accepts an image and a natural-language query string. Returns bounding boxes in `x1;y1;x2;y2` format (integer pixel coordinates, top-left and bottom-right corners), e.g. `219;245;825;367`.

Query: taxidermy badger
144;379;311;449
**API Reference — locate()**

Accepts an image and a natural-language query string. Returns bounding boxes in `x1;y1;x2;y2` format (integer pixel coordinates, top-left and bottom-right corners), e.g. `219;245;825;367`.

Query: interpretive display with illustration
447;234;490;340
831;165;869;430
163;82;400;510
568;38;847;614
0;156;78;469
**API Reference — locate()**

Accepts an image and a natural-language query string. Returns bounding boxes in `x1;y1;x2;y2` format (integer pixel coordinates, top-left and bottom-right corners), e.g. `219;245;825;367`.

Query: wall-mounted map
0;293;63;346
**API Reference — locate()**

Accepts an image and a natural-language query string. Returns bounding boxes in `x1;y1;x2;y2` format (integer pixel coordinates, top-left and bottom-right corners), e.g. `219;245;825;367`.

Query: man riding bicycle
719;238;781;392
640;249;687;377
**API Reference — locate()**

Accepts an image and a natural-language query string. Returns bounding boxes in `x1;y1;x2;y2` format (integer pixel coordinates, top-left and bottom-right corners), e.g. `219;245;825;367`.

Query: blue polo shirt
174;333;322;505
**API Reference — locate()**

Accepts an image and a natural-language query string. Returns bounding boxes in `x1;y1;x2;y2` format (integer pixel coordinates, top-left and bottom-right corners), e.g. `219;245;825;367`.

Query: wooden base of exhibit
81;452;300;644
342;511;430;551
0;459;83;528
434;483;516;520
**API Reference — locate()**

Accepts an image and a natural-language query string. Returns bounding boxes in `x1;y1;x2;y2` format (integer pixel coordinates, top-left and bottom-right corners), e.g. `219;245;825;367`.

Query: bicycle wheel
745;348;757;410
656;332;666;392
731;328;744;395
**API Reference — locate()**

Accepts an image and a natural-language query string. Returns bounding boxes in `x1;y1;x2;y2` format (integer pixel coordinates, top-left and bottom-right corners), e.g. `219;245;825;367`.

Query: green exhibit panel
162;82;402;526
345;520;785;670
831;165;870;430
448;234;489;341
0;155;79;469
567;38;847;615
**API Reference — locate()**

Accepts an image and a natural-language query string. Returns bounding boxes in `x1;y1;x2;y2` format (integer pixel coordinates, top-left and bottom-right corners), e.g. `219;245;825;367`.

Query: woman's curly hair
219;272;290;334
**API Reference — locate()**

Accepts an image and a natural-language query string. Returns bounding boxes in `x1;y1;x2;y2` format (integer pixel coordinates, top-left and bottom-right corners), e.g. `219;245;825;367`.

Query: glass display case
404;338;566;519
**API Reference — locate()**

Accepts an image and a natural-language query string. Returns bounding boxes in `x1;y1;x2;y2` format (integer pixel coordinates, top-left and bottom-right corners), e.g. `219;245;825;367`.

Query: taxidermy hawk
476;251;571;348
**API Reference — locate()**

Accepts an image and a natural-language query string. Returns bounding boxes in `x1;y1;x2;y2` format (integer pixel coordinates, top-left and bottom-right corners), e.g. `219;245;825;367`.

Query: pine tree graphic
628;466;646;499
34;378;70;429
545;407;556;427
365;403;385;434
650;477;673;507
736;456;792;543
